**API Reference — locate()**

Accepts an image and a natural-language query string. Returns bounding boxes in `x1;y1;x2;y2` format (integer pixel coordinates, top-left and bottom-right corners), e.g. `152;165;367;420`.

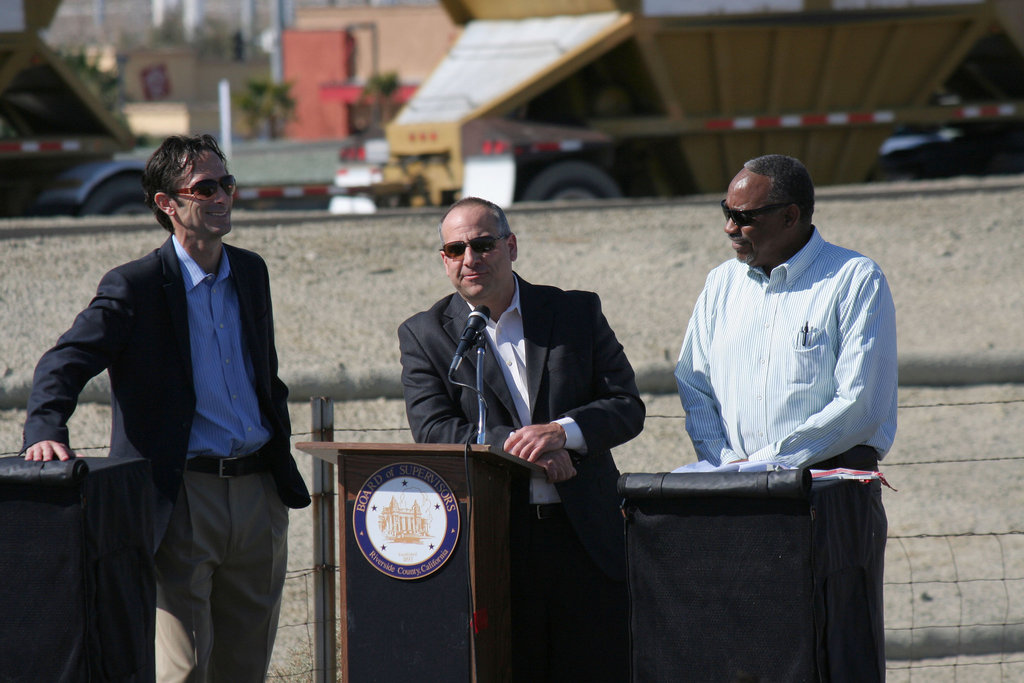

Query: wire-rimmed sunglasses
720;199;789;227
440;234;508;259
174;175;237;199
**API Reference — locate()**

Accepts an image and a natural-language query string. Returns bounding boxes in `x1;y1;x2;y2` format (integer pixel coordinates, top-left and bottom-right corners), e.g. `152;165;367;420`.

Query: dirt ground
2;175;1023;679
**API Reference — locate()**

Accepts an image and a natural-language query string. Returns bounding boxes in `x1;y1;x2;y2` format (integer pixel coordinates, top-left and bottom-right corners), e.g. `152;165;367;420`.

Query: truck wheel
521;161;622;201
79;174;147;216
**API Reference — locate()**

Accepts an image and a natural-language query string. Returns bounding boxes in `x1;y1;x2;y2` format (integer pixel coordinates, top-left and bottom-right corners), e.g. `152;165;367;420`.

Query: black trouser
510;507;628;683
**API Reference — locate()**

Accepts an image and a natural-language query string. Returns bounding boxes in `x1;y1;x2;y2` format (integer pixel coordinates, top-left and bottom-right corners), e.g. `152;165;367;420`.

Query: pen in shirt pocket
801;321;810;347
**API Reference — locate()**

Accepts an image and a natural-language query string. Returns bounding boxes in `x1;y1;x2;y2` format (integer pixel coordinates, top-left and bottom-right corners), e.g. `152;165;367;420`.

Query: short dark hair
438;196;511;243
743;154;815;224
142;134;228;233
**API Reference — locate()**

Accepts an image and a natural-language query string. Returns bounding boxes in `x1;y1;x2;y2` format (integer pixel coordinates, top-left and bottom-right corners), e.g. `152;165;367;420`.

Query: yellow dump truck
339;0;1024;208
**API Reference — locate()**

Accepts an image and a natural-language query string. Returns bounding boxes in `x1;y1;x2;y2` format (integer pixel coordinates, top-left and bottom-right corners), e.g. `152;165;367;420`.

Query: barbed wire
7;396;1022;679
266;526;1024;678
289;426;410;440
4;392;1022;458
644;396;1024;421
885;454;1024;466
889;530;1024;541
6;395;1015;458
887;659;1024;673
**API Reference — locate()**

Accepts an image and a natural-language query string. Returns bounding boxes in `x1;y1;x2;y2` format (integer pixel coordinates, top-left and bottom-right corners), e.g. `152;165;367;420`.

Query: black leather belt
531;503;565;520
815;445;879;472
186;450;269;478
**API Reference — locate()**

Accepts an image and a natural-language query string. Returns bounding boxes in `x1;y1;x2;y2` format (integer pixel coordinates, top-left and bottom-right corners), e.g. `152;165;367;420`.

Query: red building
283;5;458;140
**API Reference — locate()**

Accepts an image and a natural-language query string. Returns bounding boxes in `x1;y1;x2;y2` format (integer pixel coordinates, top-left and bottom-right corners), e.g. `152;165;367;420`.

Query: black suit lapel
159;237;193;385
443;296;520;427
519;279;552;422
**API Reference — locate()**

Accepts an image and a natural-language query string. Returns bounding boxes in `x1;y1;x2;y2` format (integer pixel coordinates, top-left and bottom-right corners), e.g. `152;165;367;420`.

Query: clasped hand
503;423;577;483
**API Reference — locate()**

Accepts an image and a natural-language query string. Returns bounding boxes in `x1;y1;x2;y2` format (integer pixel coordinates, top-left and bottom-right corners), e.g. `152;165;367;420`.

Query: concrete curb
2;352;1022;409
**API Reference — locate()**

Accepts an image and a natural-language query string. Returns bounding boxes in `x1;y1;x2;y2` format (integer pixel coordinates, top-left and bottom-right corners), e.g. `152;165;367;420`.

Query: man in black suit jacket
23;135;309;681
398;197;645;681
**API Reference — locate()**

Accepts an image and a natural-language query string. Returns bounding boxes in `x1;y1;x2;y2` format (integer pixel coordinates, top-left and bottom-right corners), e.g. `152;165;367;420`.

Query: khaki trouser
155;470;288;682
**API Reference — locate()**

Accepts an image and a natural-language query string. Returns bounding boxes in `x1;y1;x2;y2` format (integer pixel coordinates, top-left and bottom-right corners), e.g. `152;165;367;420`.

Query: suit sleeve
258;259;291;448
398;317;516;445
557;293;645;456
23;269;134;450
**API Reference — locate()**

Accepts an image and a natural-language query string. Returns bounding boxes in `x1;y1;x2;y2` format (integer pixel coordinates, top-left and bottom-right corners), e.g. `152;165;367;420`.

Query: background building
43;0;450;141
284;4;457;139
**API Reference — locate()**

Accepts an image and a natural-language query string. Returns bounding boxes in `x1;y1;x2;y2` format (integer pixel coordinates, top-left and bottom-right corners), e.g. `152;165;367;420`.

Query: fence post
311;397;337;683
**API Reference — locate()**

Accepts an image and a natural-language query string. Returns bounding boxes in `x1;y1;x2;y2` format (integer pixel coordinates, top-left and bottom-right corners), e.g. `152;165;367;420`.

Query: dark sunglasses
441;234;508;259
720;199;789;227
175;175;237;199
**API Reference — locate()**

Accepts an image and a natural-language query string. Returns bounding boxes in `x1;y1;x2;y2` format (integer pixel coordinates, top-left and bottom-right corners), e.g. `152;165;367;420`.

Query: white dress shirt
675;229;898;468
474;279;586;502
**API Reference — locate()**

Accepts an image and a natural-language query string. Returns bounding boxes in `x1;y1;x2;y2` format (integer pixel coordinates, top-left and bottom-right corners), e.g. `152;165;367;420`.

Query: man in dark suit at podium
399;197;645;681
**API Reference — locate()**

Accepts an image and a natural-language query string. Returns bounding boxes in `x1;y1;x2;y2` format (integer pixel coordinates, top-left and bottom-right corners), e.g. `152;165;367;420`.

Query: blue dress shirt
173;238;270;458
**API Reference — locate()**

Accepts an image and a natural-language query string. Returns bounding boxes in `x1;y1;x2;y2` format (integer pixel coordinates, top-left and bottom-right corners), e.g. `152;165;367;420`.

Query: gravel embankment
2;177;1024;676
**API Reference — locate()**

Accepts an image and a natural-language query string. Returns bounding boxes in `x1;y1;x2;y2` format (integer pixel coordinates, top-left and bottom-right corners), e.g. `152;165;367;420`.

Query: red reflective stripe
801;114;830;126
704;110;895;130
0;140;81;153
236;185;335;199
955;104;1016;118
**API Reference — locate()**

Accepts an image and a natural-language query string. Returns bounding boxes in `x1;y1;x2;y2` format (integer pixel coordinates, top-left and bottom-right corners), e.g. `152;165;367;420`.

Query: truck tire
521;161;622;201
79;174;147;216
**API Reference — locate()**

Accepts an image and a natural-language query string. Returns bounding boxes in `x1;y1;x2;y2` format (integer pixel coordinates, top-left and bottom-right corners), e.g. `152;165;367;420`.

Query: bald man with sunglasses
676;154;897;471
22;134;309;681
674;155;896;679
398;196;645;681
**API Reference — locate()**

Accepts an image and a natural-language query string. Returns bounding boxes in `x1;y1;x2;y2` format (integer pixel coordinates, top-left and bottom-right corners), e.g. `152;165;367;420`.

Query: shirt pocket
788;326;828;385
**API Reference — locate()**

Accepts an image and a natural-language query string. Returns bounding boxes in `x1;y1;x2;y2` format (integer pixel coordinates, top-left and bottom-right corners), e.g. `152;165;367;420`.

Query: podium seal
352;462;461;580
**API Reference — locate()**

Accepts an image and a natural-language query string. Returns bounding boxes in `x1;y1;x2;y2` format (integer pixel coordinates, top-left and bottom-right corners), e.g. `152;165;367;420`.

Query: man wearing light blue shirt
674;154;894;681
675;154;897;471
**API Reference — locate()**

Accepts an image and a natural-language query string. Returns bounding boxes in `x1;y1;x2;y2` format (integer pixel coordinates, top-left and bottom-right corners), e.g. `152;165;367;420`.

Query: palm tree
234;77;296;139
361;71;400;127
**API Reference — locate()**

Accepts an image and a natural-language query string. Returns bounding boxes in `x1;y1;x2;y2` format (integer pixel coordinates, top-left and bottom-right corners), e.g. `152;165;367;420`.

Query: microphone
449;306;490;375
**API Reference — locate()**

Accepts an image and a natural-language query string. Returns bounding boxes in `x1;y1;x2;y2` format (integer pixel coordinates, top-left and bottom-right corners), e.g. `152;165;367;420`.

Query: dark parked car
879;124;1024;180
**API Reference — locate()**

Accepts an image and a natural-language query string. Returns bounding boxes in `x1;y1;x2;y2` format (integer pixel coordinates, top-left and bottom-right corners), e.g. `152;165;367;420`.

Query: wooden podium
297;442;539;682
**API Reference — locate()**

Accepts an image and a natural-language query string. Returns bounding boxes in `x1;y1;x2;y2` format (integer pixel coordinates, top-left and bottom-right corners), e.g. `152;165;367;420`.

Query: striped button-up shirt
173;238;270;459
675;229;897;468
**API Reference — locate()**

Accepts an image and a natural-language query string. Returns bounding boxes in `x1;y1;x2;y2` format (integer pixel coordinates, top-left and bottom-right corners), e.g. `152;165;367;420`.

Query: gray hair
743;154;815;224
438;196;511;243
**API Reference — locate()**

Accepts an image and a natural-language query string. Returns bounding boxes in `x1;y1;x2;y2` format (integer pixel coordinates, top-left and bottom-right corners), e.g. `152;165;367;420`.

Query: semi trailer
331;0;1024;209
